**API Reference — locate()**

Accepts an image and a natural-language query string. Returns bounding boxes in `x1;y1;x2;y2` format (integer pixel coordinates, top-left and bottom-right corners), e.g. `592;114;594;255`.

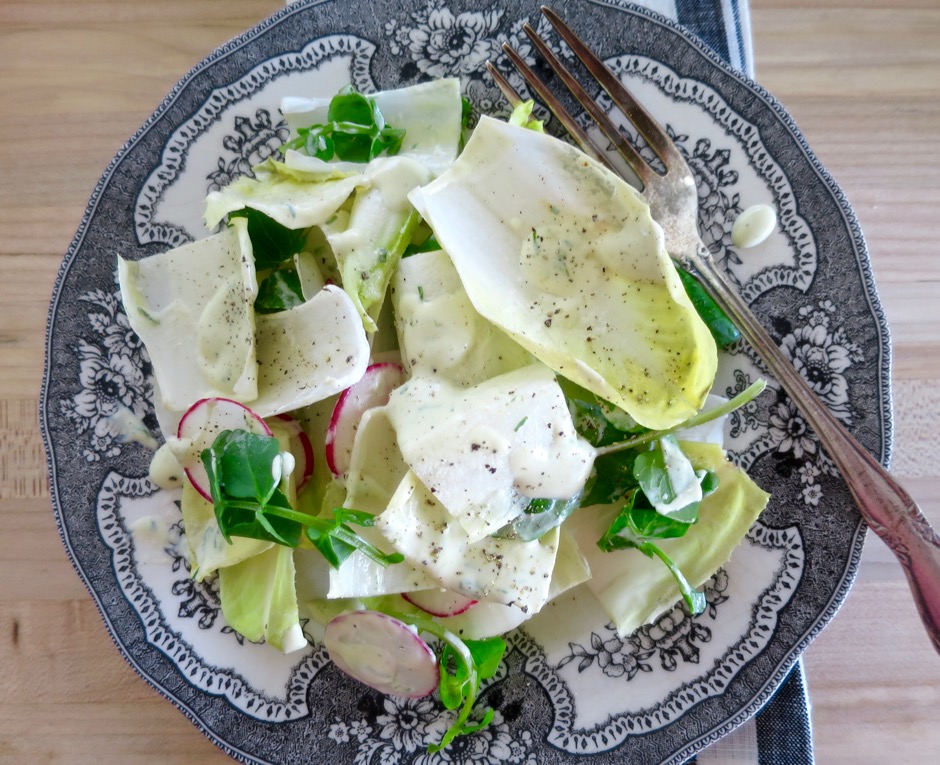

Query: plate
41;1;889;763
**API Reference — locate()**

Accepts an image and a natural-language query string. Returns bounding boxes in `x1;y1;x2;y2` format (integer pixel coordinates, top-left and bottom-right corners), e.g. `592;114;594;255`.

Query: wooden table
2;1;938;762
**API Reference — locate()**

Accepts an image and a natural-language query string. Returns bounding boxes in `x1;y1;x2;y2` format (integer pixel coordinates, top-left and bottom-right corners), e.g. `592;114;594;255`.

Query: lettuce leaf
566;441;770;636
204;159;365;232
281;78;464;178
217;543;306;653
409;117;718;430
179;480;272;582
392;248;534;385
117;216;258;415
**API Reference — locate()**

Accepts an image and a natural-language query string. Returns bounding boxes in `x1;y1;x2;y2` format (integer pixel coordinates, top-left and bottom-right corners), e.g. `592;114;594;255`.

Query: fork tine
496;42;616;174
540;5;685;169
515;23;652;183
485;62;524;109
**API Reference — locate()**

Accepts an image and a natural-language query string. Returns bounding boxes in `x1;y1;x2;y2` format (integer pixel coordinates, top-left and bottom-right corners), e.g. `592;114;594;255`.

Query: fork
489;5;940;654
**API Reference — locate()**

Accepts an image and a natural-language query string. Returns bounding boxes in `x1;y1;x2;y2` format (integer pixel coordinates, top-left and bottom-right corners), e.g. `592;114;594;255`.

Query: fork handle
686;243;940;654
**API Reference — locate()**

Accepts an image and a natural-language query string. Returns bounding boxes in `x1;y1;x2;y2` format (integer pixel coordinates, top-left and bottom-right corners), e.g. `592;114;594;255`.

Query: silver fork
489;5;940;654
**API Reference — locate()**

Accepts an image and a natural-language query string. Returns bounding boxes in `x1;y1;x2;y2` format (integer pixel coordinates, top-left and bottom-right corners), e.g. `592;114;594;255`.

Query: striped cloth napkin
283;1;816;762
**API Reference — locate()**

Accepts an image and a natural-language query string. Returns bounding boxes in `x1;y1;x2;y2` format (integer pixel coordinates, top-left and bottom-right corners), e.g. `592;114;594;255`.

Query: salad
117;78;769;750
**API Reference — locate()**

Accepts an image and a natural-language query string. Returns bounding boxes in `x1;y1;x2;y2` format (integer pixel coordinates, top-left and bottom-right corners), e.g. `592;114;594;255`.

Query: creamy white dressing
375;470;560;614
392;249;533;385
732;204;777;249
656;436;706;515
117;217;258;414
106;405;158;451
128;515;176;564
148;442;184;489
383;364;595;542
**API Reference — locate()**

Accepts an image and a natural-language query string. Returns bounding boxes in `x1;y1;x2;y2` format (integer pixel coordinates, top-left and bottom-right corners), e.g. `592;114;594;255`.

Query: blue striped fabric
674;0;753;76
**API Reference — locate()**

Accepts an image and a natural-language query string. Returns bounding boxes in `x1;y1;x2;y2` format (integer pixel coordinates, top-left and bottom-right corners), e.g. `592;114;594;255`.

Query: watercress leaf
288;87;404;163
211;430;282;502
701;469;720;496
333;507;378;527
627;506;694;540
633;446;675;508
465;637;506;680
663;501;700;526
228;207;306;270
305;128;334;161
332;131;373;163
581;449;640;507
558;376;638;447
213;496;303;548
376;126;405;156
638;540;707;615
255;268;305;314
308;529;357;569
328;87;374;126
460;708;496;736
594;490;639;551
402;232;440;258
253;498;304;547
597;500;706;616
676;265;741;349
495;492;583;541
438;644;471;710
214;502;260;544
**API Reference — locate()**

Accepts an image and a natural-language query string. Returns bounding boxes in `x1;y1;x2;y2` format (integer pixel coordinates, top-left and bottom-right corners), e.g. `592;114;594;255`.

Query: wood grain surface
2;1;938;762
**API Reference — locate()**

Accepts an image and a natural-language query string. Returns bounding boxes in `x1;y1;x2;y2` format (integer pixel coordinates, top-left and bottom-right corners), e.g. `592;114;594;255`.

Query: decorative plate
41;1;889;763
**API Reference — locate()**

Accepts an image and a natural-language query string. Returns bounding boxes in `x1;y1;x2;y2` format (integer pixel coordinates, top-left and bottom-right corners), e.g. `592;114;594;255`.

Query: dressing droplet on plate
732;204;777;249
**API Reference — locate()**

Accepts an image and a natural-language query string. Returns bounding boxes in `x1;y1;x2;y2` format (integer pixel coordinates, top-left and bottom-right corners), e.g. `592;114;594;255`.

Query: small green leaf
228;207;306;270
384;612;505;753
493;492;583;542
581;449;640;507
558;376;642;448
597;498;706;616
284;86;405;164
633;446;675;508
676;265;741;348
639;541;707;615
255;268;305;314
465;637;506;680
211;430;280;501
307;527;357;568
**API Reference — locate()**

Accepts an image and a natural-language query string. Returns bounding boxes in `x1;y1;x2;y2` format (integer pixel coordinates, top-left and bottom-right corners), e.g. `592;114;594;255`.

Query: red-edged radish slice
402;589;479;618
324;610;438;698
326;362;406;476
269;413;314;491
177;397;272;502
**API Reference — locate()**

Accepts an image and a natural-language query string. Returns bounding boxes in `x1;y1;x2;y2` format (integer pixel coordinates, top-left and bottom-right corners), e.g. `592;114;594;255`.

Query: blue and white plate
41;1;888;763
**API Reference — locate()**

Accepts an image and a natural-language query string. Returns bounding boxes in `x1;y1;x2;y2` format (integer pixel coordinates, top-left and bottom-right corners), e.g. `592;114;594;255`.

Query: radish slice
326;362;406;476
177;397;272;501
402;589;479;618
270;413;314;491
324;610;438;698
